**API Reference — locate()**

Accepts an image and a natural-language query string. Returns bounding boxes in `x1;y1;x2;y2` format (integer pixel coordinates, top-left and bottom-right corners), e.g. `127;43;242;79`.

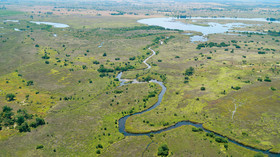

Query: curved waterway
117;48;280;156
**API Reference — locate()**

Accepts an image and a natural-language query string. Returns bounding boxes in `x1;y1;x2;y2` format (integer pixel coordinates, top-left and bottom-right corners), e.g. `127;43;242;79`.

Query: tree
18;122;30;132
2;105;13;112
82;65;87;69
185;67;194;76
6;93;16;101
26;80;34;86
36;145;44;149
16;115;25;125
36;117;45;126
224;143;228;150
158;144;169;156
103;53;107;57
96;150;101;154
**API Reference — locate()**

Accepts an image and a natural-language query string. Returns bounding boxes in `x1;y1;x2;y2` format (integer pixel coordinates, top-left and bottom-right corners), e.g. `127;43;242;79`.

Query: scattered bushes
192;127;203;132
0;106;44;132
196;42;230;49
41;54;50;59
129;56;136;60
93;60;100;64
98;65;114;73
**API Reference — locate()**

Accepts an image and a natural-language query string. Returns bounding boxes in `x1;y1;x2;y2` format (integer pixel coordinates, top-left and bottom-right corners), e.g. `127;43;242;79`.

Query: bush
93;60;100;64
30;121;37;128
18;122;30;132
16;115;25;125
3;105;13;112
271;87;277;91
231;86;241;90
192;127;203;132
200;87;206;91
264;77;271;82
215;137;228;143
96;150;101;154
185;67;194;76
6;93;16;101
206;132;215;138
224;143;228;150
82;65;87;69
36;117;45;126
258;51;266;54
129;56;136;60
158;144;169;156
41;54;50;59
26;80;34;86
96;144;103;149
36;145;44;149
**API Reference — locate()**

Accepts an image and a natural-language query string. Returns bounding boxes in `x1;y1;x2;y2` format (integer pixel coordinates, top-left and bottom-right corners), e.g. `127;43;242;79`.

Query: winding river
117;47;280;156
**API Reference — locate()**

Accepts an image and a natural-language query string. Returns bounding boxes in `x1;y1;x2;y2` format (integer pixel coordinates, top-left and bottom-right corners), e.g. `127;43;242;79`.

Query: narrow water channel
117;48;280;157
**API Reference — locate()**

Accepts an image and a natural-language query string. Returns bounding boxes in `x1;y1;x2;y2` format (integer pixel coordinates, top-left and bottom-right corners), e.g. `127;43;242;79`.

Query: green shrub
6;93;16;101
18;122;30;132
26;80;34;86
158;144;169;156
36;117;45;126
271;87;277;91
206;132;215;138
36;145;44;149
264;77;271;82
96;144;103;149
96;150;101;154
215;137;228;143
192;127;203;132
185;67;194;76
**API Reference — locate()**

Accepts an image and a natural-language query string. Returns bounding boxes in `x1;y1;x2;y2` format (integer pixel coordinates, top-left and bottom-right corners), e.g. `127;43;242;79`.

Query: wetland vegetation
0;0;280;156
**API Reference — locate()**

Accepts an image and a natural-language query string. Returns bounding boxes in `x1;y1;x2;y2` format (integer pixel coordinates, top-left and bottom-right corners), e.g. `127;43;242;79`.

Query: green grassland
0;10;24;17
0;7;280;157
125;32;280;153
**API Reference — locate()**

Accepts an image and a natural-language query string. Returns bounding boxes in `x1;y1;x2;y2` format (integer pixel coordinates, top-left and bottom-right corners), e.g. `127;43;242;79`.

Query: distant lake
30;21;69;28
137;17;277;42
138;17;250;35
